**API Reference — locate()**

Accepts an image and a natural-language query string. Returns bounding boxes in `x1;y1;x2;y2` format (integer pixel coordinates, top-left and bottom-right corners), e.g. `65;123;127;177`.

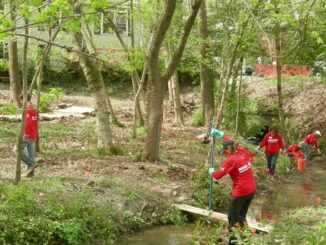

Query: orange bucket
297;158;306;171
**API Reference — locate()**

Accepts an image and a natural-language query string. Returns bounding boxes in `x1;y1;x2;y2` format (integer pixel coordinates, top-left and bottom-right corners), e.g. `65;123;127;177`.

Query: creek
119;162;326;244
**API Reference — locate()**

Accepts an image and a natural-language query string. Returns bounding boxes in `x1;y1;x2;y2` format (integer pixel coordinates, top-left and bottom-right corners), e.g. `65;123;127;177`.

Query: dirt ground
0;77;325;218
0;83;207;212
246;78;326;137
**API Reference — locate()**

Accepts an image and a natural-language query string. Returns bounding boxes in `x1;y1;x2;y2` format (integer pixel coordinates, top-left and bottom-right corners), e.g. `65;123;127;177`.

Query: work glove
210;128;224;138
208;167;215;175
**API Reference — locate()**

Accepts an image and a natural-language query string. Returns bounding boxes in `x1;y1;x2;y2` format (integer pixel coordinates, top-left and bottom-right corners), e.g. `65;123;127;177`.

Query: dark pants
228;191;255;244
265;153;279;175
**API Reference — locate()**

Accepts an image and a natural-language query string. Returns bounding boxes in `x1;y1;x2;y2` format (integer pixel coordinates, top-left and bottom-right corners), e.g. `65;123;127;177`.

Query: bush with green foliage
0;103;20;115
136;126;148;138
162;209;187;226
0;180;119;244
0;59;8;72
254;206;326;244
191;108;203;127
192;220;225;244
191;161;229;210
38;87;64;112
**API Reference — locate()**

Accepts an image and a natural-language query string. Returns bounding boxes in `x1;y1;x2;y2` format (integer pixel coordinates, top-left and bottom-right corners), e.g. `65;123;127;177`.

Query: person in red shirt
285;144;302;157
255;126;284;176
195;128;231;144
301;130;321;165
19;94;38;177
209;140;255;244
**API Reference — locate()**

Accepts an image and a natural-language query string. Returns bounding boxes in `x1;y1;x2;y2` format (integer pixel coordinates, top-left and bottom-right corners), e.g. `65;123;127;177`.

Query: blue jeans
265;153;279;170
21;138;36;167
302;143;310;163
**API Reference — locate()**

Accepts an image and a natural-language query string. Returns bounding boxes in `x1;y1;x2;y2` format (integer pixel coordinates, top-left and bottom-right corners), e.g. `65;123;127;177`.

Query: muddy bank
247;79;326;137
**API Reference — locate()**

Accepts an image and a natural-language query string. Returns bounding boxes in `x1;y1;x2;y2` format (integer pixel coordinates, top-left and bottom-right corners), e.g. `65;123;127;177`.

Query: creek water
119;162;326;244
249;162;326;222
119;225;193;245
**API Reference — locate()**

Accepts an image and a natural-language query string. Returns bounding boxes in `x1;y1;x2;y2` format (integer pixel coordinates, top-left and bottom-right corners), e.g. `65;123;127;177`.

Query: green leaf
90;0;108;9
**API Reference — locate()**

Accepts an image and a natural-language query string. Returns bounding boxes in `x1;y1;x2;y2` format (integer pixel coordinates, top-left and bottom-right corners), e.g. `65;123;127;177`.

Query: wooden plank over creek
173;204;273;233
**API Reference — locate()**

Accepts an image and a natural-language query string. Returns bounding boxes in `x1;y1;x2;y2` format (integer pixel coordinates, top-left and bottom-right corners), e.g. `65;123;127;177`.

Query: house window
96;11;129;36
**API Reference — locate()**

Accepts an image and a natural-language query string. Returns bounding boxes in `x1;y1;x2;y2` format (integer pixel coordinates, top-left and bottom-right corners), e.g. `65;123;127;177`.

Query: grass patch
0;125;17;138
255;206;326;244
0;180;119;244
97;144;127;157
40;123;77;139
0;177;166;244
97;177;121;189
148;169;167;182
191;108;203;127
42;147;94;157
0;103;20;115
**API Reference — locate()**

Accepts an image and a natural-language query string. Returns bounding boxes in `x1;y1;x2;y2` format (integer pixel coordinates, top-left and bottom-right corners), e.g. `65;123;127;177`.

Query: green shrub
0;59;8;72
38;87;64;112
107;84;118;95
136;126;148;137
163;209;187;226
192;220;225;244
0;180;122;244
255;206;326;244
191;163;229;210
191;108;203;127
0;103;20;115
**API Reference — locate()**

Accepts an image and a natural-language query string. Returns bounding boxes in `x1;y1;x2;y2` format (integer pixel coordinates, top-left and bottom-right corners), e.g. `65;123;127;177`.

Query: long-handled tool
208;135;215;211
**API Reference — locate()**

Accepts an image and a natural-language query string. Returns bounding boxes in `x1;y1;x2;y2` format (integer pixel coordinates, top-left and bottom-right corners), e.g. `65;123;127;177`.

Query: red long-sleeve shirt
259;132;284;154
286;144;299;154
211;148;256;197
23;104;38;140
303;133;319;149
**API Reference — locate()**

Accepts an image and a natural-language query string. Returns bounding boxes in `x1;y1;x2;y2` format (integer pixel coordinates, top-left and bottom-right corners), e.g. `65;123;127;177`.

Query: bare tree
15;20;29;183
70;3;114;152
6;0;21;105
143;0;201;161
199;0;214;126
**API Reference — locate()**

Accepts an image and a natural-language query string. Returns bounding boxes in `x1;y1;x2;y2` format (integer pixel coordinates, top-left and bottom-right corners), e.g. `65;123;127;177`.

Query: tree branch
161;0;201;84
147;0;177;65
15;33;106;63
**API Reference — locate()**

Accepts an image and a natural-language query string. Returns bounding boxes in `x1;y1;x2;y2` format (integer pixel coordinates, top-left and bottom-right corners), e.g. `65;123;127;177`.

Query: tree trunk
32;29;61;152
143;78;165;162
168;79;174;109
166;43;184;126
144;0;201;161
15;21;29;183
132;64;147;138
72;32;113;152
235;58;244;136
199;0;214;126
106;95;118;124
7;1;21;105
105;14;145;125
132;73;145;125
171;71;184;126
275;27;289;145
215;0;262;128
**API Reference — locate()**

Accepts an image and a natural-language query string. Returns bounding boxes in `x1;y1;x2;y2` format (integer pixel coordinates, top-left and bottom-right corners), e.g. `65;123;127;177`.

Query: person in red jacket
19;94;38;177
285;144;301;157
301;130;321;165
255;126;284;176
209;140;255;244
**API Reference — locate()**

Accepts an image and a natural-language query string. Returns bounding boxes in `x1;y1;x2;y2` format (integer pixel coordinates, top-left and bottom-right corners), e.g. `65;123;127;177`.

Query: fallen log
173;203;273;233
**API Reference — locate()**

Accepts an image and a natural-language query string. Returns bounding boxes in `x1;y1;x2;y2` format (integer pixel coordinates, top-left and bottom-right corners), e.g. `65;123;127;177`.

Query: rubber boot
270;167;275;176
